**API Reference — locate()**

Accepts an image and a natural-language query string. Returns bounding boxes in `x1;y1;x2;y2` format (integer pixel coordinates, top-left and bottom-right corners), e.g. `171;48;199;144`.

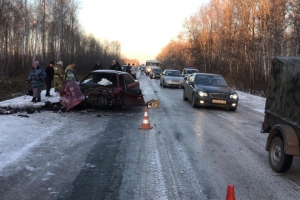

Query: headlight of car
230;93;238;99
198;91;208;97
179;79;184;83
166;79;172;82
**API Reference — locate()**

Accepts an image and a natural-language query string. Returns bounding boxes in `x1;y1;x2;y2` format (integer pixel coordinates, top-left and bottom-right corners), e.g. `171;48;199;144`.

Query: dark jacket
126;66;131;74
27;66;47;88
45;65;54;81
109;64;122;71
93;64;103;70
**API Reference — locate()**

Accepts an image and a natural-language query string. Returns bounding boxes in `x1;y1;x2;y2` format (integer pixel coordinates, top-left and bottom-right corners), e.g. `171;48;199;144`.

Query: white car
160;69;185;88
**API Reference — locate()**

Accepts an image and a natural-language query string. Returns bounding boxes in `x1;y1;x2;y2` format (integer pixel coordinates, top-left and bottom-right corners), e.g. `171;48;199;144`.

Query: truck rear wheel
269;137;293;173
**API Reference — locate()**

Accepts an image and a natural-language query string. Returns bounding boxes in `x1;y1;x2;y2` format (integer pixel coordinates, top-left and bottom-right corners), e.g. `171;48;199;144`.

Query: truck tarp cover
266;57;300;128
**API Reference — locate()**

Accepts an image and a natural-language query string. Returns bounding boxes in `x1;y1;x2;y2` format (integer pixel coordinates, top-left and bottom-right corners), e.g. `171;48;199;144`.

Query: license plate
212;99;226;104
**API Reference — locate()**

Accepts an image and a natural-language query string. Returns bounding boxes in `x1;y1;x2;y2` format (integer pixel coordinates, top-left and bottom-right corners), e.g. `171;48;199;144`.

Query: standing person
65;62;76;73
126;63;131;74
109;60;120;70
109;60;116;70
53;61;64;92
65;62;78;81
93;61;103;70
115;61;122;71
26;61;47;102
130;63;137;79
45;61;54;96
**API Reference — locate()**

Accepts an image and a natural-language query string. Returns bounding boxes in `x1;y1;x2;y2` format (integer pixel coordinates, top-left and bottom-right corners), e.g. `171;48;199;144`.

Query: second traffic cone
138;107;153;130
226;184;236;200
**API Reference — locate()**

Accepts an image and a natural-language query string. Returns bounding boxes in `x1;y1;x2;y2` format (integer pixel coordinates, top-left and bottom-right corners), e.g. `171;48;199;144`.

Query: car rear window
186;69;199;74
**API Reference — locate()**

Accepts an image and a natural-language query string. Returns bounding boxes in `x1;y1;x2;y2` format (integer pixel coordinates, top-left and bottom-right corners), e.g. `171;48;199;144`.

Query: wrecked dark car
60;70;145;110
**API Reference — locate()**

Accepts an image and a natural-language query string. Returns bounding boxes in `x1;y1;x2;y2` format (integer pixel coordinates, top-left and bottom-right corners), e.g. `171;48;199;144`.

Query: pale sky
79;0;209;64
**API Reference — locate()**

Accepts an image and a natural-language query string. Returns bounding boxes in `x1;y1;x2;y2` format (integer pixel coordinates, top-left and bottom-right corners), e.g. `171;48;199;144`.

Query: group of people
100;60;138;79
26;59;138;103
26;60;77;103
126;63;137;79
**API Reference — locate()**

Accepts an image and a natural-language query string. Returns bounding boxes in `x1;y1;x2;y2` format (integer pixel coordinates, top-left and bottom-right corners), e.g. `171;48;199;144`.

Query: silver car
160;69;185;88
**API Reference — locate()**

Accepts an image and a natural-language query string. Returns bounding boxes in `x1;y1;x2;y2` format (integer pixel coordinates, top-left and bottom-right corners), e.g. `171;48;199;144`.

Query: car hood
195;85;234;94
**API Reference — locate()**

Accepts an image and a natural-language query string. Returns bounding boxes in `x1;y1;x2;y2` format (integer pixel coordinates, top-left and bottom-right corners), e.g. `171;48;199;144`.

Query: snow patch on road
0;112;67;176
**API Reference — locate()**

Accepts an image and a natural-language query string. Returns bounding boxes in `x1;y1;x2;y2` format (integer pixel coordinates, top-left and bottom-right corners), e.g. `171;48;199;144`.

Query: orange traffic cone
138;107;153;130
226;184;236;200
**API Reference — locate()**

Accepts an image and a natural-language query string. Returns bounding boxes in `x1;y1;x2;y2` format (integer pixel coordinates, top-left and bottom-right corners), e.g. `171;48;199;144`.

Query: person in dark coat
26;61;47;102
109;60;122;71
126;63;131;74
93;61;103;70
45;61;54;96
116;61;122;71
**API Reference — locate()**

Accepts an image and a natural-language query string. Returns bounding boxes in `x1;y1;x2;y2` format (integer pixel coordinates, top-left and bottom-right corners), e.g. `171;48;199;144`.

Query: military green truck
262;57;300;173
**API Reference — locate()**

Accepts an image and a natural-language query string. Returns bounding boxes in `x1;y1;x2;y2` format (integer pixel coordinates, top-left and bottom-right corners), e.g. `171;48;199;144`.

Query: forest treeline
157;0;300;95
0;0;127;78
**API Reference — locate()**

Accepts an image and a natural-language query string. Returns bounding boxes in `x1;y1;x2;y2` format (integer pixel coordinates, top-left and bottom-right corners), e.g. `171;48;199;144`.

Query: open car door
120;74;145;106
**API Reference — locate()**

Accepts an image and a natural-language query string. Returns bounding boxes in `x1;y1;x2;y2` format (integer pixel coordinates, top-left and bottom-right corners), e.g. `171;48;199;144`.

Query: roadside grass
0;77;30;101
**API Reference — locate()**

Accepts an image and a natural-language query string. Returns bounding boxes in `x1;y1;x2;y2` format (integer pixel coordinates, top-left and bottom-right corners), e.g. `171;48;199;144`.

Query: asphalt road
1;71;300;200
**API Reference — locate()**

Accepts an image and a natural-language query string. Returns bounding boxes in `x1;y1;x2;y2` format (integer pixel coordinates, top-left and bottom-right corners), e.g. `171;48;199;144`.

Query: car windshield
165;71;181;77
147;62;160;66
152;69;162;73
81;73;118;86
194;75;228;86
186;69;199;74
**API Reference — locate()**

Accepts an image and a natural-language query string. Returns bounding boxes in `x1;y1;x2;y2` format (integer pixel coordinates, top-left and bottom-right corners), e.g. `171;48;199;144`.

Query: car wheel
160;81;162;86
163;81;166;88
269;137;293;173
192;94;197;108
229;107;237;111
183;89;188;101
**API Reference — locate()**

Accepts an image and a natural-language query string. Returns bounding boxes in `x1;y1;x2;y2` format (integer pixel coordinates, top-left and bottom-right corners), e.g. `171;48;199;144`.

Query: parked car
182;68;199;78
160;69;185;88
60;70;145;109
149;68;162;79
182;73;238;110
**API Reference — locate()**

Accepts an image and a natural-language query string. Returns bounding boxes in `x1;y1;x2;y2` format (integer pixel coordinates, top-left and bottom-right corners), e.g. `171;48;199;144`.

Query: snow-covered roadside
237;90;266;114
0;88;60;109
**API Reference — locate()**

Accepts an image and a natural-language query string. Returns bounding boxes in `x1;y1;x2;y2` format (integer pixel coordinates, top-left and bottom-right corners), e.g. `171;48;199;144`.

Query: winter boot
36;97;41;102
31;97;36;102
